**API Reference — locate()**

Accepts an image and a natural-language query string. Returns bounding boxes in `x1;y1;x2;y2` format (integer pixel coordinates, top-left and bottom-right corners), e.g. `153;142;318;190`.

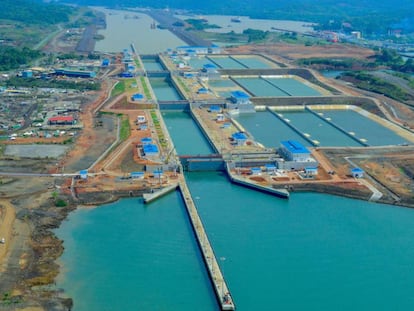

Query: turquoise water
55;192;218;311
186;171;414;311
58;111;414;311
149;78;182;101
208;79;238;88
265;77;321;96
320;109;409;146
207;56;247;69
234;111;310;147
234;77;288;96
142;59;164;71
187;57;216;70
233;56;275;69
162;111;215;155
280;111;362;146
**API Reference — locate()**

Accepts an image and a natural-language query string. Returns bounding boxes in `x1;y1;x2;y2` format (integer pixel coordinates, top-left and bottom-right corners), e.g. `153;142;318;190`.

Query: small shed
141;137;153;145
202;63;217;72
265;163;277;172
351;167;364;178
79;170;88;180
304;167;318;176
209;105;221;112
136;115;146;123
197;87;208;94
101;59;110;67
131;93;144;101
231;132;247;146
250;167;262;175
216;113;225;122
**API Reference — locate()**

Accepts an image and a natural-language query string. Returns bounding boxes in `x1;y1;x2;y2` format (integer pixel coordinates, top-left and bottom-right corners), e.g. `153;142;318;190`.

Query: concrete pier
178;179;235;310
143;183;179;203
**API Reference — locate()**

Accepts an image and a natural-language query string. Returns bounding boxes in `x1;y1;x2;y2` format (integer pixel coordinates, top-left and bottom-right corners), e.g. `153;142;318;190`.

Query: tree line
0;0;74;25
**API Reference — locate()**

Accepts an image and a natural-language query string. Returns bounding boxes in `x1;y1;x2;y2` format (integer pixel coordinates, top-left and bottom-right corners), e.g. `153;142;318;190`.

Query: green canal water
57;110;414;310
149;78;182;101
279;110;362;147
232;56;276;69
207;56;247;69
320;109;410;146
142;59;165;71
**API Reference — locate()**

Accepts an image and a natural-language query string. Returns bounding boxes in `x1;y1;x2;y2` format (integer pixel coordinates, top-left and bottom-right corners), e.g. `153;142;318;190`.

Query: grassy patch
119;116;130;141
150;110;167;148
111;81;125;97
140;77;152;99
175;77;190;94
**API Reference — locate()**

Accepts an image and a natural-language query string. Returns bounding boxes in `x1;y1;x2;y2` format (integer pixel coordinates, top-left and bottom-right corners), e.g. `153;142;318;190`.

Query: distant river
94;8;186;54
175;14;315;34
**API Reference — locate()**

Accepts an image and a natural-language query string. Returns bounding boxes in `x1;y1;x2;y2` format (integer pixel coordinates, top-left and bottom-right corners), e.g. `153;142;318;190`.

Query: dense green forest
61;0;414;36
6;77;101;91
0;47;41;71
1;0;74;25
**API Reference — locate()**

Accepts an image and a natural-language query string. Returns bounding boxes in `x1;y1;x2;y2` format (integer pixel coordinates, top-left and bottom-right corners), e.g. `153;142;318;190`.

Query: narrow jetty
143;183;179;203
178;179;235;310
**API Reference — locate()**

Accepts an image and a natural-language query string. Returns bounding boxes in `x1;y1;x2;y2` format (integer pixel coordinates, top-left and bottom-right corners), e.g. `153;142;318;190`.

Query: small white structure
304;167;318;176
79;170;88;180
136;115;146;124
216;114;225;122
351;167;364;178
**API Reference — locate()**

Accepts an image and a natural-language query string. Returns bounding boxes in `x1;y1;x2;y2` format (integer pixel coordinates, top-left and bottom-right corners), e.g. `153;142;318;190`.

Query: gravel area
4;145;70;159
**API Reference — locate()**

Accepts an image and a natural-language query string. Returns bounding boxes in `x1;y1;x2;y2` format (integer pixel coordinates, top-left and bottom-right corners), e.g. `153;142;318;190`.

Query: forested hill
1;0;74;24
59;0;414;35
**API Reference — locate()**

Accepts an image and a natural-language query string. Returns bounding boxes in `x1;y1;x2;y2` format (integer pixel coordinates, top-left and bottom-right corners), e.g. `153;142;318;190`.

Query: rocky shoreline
0;179;148;311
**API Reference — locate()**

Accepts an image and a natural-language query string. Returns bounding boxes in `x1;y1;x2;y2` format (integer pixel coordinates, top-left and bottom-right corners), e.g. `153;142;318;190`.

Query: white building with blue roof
277;140;318;170
176;46;209;55
226;90;255;113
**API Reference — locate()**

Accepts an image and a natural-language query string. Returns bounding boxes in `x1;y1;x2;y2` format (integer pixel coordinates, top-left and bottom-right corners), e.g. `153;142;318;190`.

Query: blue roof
265;163;276;168
141;137;152;143
131;171;144;177
209;105;221;111
232;132;247;140
143;144;159;154
132;93;144;99
231;90;250;99
203;63;217;69
351;167;364;173
177;45;208;49
198;88;208;93
251;167;261;171
120;72;133;78
80;169;88;175
280;140;310;154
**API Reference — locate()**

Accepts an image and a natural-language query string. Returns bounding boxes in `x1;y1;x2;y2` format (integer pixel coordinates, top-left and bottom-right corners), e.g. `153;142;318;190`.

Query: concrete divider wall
219;68;340;94
305;106;368;146
252;95;383;115
267;107;318;146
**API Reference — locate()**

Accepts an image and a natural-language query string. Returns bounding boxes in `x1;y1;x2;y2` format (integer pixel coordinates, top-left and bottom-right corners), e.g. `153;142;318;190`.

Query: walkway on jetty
178;178;235;310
